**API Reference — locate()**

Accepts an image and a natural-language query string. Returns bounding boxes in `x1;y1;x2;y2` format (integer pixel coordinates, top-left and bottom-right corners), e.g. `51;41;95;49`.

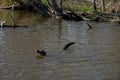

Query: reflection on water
0;10;120;80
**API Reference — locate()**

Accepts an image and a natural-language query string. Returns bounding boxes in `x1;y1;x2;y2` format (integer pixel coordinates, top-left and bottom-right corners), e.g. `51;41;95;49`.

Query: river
0;9;120;80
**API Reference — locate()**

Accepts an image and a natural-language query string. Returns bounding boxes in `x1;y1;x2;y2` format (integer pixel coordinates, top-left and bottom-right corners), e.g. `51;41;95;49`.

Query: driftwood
0;25;28;28
80;12;120;22
0;5;26;10
62;11;84;21
63;42;75;50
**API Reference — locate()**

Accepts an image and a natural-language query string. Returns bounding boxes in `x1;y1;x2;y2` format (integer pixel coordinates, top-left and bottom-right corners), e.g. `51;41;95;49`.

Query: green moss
81;5;93;13
42;0;48;6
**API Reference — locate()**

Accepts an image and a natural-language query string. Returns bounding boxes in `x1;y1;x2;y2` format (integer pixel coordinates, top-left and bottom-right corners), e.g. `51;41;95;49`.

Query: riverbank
0;0;120;22
63;0;120;13
0;0;120;13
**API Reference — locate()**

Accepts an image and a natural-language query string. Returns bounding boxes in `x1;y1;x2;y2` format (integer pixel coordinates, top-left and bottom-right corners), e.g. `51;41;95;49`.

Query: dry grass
63;0;120;13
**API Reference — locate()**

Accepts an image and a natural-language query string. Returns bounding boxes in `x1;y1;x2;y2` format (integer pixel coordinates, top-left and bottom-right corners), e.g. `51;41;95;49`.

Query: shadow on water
0;9;120;80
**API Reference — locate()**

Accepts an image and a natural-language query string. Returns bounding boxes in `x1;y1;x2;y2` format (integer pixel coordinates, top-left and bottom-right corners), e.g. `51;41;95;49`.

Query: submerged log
0;20;27;28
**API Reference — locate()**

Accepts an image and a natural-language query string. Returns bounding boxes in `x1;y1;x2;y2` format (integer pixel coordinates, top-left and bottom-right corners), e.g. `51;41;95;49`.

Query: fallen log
47;0;63;16
62;11;84;21
0;5;25;10
0;25;28;28
28;0;51;17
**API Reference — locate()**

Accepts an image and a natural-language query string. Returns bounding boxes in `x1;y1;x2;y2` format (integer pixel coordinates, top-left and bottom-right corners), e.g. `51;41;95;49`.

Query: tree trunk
93;0;97;11
101;0;105;12
60;0;63;15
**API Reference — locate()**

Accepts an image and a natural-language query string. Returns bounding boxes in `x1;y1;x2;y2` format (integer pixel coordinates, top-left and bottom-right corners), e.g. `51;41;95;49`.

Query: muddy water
0;9;120;80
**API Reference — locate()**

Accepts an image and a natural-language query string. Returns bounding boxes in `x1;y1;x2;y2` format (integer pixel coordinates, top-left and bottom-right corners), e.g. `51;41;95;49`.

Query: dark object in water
63;42;75;50
37;50;46;56
86;23;93;29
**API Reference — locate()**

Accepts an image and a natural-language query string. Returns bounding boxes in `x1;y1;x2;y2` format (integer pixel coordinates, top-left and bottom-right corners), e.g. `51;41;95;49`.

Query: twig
63;42;75;50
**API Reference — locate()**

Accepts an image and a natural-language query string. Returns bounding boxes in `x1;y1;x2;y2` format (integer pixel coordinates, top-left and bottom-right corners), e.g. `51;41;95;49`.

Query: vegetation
1;0;14;6
81;5;93;13
0;0;119;13
42;0;48;6
0;0;119;22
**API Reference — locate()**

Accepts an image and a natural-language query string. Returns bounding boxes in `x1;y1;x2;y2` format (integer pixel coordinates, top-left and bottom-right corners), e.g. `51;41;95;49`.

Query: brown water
0;9;120;80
